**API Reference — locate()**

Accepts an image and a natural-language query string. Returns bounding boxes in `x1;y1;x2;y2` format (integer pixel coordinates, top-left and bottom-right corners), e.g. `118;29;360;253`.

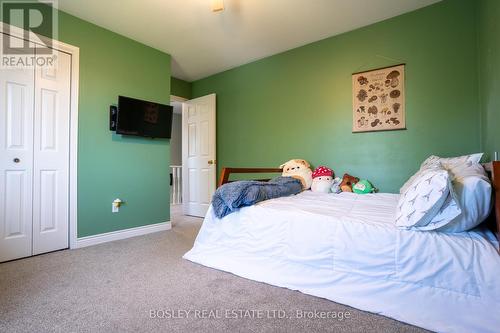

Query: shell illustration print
352;64;405;132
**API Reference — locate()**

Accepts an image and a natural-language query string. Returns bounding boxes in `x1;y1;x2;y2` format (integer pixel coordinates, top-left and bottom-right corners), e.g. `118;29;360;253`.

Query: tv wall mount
109;105;118;131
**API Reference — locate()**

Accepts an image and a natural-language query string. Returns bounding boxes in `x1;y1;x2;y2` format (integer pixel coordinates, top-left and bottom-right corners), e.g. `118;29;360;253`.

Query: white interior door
0;33;72;262
0;35;35;262
182;94;216;217
32;47;71;255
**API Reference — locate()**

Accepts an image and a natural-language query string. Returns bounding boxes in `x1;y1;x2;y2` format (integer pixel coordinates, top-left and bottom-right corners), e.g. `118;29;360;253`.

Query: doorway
169;94;216;219
169;95;185;220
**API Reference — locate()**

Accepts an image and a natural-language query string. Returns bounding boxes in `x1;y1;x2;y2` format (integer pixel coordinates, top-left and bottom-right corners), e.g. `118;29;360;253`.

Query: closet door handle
13;158;20;163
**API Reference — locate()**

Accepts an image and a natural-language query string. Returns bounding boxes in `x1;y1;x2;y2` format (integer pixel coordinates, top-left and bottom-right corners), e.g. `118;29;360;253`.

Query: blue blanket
212;177;302;219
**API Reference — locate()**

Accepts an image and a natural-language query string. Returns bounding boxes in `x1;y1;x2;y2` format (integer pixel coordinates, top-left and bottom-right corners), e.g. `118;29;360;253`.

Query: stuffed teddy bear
353;180;376;194
280;159;313;190
340;173;359;192
311;166;334;193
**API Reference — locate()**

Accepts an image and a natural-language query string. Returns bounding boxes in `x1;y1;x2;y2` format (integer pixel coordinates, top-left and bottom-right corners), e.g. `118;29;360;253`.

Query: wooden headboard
218;167;283;187
484;161;500;243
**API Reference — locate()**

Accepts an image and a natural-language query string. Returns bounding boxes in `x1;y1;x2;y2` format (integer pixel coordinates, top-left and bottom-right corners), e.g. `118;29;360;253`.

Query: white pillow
450;160;488;181
400;153;483;194
438;175;492;233
420;153;483;179
396;164;452;229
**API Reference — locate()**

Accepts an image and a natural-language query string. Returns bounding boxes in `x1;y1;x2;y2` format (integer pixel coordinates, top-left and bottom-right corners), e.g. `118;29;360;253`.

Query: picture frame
352;64;406;133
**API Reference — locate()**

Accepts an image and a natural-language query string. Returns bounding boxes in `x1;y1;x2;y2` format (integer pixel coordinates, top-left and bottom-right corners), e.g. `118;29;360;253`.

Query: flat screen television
116;96;173;138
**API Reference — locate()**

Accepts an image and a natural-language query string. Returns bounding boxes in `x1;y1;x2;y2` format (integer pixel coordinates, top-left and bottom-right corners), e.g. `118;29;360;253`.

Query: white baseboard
75;221;171;249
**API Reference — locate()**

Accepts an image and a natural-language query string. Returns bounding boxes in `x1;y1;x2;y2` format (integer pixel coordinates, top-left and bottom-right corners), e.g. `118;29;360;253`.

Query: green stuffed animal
353;180;376;194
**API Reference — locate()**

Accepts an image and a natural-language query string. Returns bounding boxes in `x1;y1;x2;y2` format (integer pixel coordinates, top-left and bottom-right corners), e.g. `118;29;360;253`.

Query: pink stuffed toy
311;166;335;193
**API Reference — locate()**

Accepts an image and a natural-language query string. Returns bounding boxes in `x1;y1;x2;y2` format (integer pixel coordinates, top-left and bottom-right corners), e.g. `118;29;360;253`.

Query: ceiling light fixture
211;0;224;12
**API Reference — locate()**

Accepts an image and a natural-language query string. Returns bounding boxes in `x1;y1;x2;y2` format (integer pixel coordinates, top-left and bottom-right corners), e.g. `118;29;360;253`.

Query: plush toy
330;177;342;194
280;159;313;190
340;173;360;192
353;180;376;194
311;166;334;193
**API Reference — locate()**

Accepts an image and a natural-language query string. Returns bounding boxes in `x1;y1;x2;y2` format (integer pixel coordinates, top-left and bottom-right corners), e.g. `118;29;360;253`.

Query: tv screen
116;96;173;138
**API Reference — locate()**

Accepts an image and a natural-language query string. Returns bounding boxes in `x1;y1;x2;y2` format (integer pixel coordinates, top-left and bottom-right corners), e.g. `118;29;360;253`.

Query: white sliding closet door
0;36;36;262
0;35;72;262
32;47;71;255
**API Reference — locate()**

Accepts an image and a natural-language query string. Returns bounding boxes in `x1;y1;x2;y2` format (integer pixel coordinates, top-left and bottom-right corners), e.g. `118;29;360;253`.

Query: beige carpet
0;208;427;333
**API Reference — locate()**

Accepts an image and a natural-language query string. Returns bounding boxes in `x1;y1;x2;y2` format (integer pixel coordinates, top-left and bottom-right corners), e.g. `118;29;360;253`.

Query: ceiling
58;0;441;81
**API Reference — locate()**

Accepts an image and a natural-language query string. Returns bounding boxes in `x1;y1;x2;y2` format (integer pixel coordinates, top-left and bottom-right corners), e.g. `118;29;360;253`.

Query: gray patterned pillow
396;164;451;229
420;153;483;180
417;185;462;231
401;153;484;194
400;167;436;194
419;155;442;170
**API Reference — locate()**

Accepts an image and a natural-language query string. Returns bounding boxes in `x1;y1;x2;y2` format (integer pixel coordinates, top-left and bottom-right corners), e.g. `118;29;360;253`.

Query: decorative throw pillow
396;164;451;229
400;168;430;194
415;183;462;231
419;155;442;170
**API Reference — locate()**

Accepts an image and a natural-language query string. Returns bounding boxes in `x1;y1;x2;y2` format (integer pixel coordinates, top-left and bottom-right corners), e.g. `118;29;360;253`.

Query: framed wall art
352;64;405;133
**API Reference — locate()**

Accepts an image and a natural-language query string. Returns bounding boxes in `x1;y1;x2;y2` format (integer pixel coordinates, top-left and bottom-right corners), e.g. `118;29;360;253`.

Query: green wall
192;0;480;193
4;3;172;237
478;0;500;160
56;12;172;237
171;77;192;99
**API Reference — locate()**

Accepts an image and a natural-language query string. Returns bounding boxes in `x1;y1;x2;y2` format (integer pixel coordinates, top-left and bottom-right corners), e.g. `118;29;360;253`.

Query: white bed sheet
184;191;500;333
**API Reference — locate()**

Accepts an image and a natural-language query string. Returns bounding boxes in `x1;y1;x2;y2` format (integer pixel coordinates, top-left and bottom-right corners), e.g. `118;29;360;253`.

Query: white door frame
1;23;80;250
170;95;188;103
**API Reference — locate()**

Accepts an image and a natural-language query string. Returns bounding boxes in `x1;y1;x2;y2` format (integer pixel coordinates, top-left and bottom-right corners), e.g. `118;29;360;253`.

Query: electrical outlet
112;198;123;213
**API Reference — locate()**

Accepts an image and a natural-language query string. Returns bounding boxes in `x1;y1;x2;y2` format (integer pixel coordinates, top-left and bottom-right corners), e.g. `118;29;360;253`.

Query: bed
184;163;500;333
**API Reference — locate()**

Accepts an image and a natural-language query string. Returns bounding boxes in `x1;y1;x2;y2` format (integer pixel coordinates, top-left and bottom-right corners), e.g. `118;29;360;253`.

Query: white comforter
184;191;500;333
